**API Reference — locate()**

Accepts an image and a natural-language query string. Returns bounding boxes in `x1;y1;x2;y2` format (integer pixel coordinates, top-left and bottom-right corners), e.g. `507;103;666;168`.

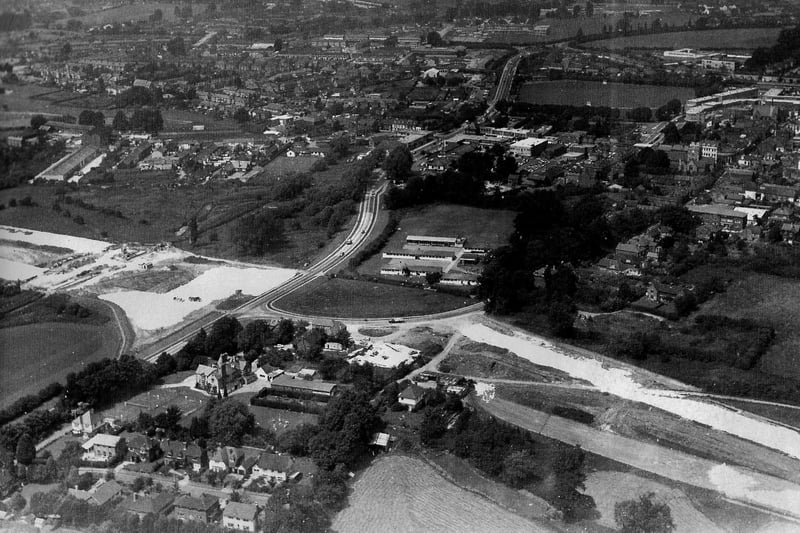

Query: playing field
274;277;472;318
333;455;551;533
583;28;782;51
0;321;122;409
99;386;207;425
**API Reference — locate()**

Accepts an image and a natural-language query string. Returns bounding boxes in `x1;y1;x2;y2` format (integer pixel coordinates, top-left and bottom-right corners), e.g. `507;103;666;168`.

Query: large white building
509;137;548;158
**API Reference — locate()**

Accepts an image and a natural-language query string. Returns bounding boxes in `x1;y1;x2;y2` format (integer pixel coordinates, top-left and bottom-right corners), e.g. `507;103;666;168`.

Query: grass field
251;405;318;436
74;2;179;25
99;387;207;426
274;277;472;318
699;272;800;380
332;455;547;533
584;471;725;533
518;80;696;109
0;321;121;409
358;204;516;276
583;27;783;51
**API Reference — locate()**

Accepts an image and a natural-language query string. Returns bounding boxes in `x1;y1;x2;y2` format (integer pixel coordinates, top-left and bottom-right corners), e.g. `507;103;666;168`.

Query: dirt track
478;397;800;522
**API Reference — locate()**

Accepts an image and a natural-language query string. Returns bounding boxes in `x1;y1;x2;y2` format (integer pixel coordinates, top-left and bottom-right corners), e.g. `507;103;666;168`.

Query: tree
233;107;250;124
382;145;413;181
426;31;443;46
166;36;185;56
112;110;129;132
501;450;539;488
425;271;442;286
61;42;72;57
30;115;46;129
205;316;242;358
15;432;35;465
78;110;105;128
151;8;163;22
627;107;652;122
585;1;594;17
207;399;254;446
662;122;681;144
329;135;350;158
615;492;675;533
548;300;577;337
232;211;285;255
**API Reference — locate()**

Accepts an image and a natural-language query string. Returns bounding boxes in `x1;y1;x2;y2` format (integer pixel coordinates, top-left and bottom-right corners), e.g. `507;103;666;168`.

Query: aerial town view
3;0;800;532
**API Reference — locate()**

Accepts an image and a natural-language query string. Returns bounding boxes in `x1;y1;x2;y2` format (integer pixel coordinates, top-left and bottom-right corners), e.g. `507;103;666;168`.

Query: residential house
646;282;685;304
71;409;102;436
209;446;240;473
398;383;427;410
781;223;800;244
81;434;124;464
236;455;259;477
121;493;175;519
173;494;220;523
222;502;259;532
254;364;284;382
194;353;244;394
687;204;748;232
252;453;294;482
68;480;123;506
615;242;647;268
124;432;161;463
185;443;205;472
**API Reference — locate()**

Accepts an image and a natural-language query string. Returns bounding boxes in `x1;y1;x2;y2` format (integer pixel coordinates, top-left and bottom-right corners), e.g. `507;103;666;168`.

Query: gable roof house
71;409;103;436
252;453;295;482
209;446;240;473
121;493;175;519
399;383;427;410
222;502;260;532
173;494;220;523
82;434;125;464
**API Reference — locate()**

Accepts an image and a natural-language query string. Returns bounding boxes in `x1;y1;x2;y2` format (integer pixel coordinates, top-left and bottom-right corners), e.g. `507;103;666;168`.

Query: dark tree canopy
615;492;675;533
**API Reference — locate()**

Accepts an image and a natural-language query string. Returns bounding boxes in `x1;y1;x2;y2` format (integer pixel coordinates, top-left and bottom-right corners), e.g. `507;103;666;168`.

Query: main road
139;182;388;361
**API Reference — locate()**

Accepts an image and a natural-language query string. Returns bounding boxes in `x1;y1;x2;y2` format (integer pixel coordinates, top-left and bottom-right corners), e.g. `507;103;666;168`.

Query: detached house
252;453;294;482
82;434;124;464
209;446;240;473
195;353;244;395
71;409;102;436
399;383;427;410
173;494;220;523
222;502;260;532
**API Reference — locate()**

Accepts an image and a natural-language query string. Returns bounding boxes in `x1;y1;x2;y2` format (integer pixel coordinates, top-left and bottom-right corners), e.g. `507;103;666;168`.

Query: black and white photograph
0;1;799;531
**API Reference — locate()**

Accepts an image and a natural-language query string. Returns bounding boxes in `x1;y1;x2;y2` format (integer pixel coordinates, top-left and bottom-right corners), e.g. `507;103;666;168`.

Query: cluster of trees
500;102;619;136
65;355;159;408
655;99;683;121
0;11;31;32
0;139;66;189
480;190;647;324
745;25;800;71
421;407;594;521
622;147;672;185
0;382;63;426
78;110;105;128
231;210;285;255
609;314;774;371
615;493;675;533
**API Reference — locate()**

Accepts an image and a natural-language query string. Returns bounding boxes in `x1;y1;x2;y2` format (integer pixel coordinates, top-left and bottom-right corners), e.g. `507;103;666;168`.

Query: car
345;239;353;245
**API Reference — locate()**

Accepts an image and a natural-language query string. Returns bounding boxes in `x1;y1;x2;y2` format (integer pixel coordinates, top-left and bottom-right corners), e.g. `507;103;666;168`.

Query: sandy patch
0;257;46;281
0;225;110;254
349;342;417;368
459;322;800;460
101;265;296;331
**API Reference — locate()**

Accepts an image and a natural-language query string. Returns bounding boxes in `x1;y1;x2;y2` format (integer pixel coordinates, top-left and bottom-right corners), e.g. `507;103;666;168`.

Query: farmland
332;455;550;533
274;277;471;318
0;319;122;409
517;80;695;110
582;27;783;51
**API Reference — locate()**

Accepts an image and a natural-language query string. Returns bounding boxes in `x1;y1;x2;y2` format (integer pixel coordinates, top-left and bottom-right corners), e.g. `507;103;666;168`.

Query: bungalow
173;494;220;523
68;480;123;506
398;383;427;410
222;502;260;532
252;453;294;482
270;374;339;401
82;434;124;464
254;364;284;382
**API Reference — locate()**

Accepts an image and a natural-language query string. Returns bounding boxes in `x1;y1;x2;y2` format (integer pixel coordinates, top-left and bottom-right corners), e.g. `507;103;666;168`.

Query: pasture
274;277;471;318
0;321;121;409
518;80;695;109
251;405;319;436
583;27;783;51
332;455;546;533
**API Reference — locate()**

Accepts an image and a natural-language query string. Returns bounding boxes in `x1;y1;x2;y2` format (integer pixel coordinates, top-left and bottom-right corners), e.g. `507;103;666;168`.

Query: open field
518;80;695;109
583;27;783;51
443;338;580;383
699;272;800;380
358;203;515;276
98;386;207;426
0;320;121;409
74;2;179;25
584;470;724;533
274;277;471;318
263;155;316;175
251;405;318;436
332;455;551;533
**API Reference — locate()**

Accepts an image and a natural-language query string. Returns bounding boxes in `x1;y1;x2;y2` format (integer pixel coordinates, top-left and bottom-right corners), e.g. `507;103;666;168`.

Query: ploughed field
332;455;550;533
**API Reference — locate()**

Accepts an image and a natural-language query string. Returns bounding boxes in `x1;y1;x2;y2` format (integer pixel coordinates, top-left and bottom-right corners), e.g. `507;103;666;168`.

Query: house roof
196;364;216;377
271;374;338;394
174;494;219;512
82;433;121;450
122;493;174;515
256;453;294;472
91;480;123;506
399;383;426;401
223;502;258;521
